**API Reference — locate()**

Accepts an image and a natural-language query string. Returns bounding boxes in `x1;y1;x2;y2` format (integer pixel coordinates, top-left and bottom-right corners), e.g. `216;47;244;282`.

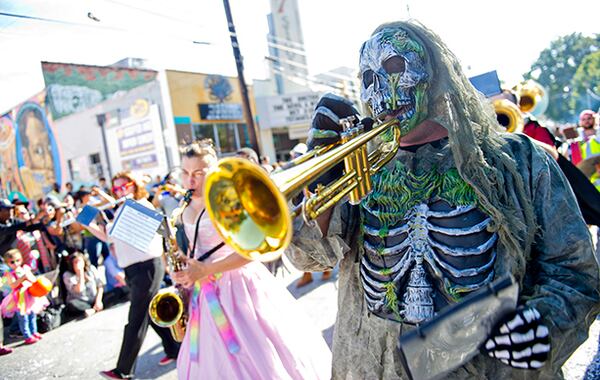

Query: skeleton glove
307;93;360;149
306;93;364;191
482;307;551;370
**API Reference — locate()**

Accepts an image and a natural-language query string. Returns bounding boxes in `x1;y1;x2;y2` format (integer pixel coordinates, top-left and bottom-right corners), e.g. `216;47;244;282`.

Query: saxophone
148;190;194;342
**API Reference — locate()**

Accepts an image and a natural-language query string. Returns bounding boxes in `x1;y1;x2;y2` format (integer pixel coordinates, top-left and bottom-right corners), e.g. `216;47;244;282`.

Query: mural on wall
0;115;22;198
199;75;243;120
0;91;63;200
41;62;158;119
205;75;233;102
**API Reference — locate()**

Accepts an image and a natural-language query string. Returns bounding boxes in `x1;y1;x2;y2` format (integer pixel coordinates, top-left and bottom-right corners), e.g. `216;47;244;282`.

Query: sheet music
108;199;164;252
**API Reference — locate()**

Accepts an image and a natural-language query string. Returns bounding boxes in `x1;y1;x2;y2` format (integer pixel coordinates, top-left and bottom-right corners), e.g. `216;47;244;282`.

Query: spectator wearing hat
236;147;260;164
0;199;46;259
291;143;308;160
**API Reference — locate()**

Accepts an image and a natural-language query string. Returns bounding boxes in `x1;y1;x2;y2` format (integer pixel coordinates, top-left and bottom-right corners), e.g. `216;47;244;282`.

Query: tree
571;51;600;113
523;33;600;123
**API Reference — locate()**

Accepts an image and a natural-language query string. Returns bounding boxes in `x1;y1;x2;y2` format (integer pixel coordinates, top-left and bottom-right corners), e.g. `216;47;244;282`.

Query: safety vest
581;137;600;192
590;172;600;193
581;136;600;161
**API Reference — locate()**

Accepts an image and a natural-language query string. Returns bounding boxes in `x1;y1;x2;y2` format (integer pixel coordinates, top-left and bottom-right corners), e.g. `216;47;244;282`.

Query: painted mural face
23;111;53;171
359;28;429;135
17;106;57;200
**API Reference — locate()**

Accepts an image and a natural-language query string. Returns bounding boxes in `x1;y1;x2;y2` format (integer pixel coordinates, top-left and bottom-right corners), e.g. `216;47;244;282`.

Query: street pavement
0;258;338;380
0;258;598;379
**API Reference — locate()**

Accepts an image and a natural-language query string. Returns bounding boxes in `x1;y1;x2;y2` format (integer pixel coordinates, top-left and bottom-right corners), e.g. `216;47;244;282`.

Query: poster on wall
0;90;64;200
104;102;168;178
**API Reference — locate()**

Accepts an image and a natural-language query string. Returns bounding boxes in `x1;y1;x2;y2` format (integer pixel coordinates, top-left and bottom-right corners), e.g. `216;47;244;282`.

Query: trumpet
148;189;193;342
204;116;401;261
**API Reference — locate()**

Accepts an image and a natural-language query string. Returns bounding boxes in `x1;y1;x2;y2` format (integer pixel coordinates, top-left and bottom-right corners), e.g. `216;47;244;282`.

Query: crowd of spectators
0;177;145;355
3;108;595;357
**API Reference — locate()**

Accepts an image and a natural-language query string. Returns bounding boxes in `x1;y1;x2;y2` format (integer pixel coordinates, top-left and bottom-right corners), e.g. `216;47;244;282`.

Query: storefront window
192;123;247;155
236;124;250;147
217;123;237;154
192;124;216;142
272;130;300;162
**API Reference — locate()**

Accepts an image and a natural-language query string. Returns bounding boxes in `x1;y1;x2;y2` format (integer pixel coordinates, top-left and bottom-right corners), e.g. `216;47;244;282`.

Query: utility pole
222;0;260;155
96;113;113;180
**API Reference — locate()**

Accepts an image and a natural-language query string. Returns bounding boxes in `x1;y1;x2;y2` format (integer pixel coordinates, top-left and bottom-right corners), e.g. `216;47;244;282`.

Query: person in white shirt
84;172;179;380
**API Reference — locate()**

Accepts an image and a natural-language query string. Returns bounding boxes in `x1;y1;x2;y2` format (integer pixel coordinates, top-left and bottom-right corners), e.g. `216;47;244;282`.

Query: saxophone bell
149;288;187;342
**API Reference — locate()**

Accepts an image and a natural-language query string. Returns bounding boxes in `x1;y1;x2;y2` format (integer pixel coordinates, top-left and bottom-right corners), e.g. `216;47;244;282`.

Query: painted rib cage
359;201;498;324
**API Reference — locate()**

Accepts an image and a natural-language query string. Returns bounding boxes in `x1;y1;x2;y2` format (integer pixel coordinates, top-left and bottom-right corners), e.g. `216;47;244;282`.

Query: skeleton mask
359;28;429;134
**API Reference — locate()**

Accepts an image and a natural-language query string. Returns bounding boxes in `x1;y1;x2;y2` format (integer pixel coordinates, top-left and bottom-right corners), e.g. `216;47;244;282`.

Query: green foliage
570;51;600;112
523;33;600;122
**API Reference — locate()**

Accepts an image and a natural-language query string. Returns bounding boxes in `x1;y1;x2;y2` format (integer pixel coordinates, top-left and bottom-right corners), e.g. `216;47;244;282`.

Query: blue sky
0;0;598;113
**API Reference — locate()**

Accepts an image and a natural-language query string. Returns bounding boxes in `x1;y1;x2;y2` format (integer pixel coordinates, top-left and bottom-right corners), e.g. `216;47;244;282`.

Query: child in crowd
0;249;49;344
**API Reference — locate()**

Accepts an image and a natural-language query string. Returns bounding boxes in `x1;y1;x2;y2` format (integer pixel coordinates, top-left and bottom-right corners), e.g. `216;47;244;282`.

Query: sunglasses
8;259;22;264
112;181;134;194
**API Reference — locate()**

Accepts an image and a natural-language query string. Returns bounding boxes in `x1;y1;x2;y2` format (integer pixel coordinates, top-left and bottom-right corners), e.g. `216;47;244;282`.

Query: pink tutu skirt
1;283;49;317
177;261;331;380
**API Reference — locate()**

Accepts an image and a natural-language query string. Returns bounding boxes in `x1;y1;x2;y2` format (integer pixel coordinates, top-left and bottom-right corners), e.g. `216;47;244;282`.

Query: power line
103;0;203;28
0;11;110;29
0;11;211;45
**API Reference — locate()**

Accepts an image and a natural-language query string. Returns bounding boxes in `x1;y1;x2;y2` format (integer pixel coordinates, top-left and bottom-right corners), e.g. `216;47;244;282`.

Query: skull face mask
359;28;429;135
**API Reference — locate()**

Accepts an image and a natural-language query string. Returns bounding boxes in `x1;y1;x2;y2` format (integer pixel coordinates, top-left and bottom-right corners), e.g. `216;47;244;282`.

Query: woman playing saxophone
171;139;331;380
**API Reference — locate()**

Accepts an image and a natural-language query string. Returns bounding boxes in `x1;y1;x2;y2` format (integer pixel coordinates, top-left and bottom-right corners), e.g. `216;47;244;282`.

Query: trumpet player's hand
171;258;208;288
306;93;362;191
307;93;360;149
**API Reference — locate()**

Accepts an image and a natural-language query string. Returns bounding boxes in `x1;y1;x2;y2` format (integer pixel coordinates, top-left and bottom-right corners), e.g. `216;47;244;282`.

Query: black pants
65;299;94;318
116;258;180;376
103;287;130;309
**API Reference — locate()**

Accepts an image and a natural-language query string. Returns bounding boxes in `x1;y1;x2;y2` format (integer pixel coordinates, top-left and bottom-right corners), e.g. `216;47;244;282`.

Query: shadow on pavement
322;324;334;349
135;342;177;379
584;338;600;380
287;267;339;299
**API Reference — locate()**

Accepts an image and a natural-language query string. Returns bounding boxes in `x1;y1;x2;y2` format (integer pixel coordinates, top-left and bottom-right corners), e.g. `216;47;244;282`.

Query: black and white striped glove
482;307;551;370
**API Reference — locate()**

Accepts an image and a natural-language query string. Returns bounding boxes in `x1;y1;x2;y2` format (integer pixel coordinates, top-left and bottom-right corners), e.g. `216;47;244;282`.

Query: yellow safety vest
581;137;600;192
581;136;600;161
591;172;600;193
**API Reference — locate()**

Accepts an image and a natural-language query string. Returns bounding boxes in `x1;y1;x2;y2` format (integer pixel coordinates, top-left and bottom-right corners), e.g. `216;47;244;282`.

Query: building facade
166;70;257;156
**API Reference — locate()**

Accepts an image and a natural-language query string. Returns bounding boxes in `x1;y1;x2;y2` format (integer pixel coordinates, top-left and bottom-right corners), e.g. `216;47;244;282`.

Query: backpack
37;305;64;333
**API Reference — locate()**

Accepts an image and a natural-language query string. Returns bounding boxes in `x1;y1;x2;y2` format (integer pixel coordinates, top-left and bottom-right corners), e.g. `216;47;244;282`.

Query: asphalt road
1;259;598;379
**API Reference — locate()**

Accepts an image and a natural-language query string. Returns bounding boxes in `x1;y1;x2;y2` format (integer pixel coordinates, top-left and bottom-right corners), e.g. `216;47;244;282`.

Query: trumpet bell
204;157;291;262
493;99;524;133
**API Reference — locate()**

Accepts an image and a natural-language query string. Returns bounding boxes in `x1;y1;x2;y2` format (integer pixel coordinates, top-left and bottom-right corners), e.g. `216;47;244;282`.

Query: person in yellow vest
578;134;600;191
590;165;600;192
